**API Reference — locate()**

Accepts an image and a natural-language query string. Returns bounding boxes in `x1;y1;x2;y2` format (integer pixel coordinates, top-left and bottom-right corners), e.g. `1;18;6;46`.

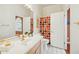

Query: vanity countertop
1;34;42;54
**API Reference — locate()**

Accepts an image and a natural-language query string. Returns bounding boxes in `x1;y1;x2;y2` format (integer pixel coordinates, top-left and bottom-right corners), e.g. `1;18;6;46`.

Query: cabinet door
27;41;41;54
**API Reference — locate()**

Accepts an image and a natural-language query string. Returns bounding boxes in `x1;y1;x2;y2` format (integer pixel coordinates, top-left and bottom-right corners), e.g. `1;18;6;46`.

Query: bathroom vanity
0;34;42;54
27;40;41;54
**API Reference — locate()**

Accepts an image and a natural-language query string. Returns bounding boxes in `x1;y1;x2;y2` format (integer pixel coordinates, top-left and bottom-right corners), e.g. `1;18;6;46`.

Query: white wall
28;4;42;18
42;5;64;16
28;4;42;35
70;5;79;54
23;17;31;33
0;4;31;39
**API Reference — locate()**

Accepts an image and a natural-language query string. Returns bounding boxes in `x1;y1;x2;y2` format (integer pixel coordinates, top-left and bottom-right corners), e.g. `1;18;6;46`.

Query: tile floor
41;44;66;54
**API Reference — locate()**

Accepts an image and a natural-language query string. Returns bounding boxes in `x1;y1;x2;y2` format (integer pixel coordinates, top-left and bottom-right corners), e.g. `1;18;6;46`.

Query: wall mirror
15;16;23;36
15;5;33;36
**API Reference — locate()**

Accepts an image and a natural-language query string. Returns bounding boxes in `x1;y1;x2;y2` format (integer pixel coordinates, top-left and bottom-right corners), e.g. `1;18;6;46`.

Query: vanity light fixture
24;4;33;11
74;20;79;25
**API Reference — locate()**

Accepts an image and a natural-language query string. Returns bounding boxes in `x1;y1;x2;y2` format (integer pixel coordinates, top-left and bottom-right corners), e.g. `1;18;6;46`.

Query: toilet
41;39;49;53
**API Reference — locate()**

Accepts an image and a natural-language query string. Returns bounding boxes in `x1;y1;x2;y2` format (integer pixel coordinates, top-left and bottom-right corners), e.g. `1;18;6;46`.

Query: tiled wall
40;16;50;42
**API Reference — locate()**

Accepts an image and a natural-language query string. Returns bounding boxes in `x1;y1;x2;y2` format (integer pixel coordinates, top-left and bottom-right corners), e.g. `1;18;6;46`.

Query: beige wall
0;4;32;39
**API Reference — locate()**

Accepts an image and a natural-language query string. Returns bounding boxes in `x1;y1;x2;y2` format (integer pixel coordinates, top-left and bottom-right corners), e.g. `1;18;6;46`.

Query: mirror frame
15;16;23;36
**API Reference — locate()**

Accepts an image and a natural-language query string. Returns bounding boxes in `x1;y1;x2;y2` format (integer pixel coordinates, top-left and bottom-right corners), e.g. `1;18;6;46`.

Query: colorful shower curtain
40;16;50;43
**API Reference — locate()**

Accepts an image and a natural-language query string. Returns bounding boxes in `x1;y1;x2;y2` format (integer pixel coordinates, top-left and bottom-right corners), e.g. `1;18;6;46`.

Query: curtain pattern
40;16;50;42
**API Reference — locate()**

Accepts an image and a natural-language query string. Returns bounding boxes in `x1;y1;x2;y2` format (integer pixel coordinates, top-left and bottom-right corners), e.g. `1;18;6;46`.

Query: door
50;12;65;49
